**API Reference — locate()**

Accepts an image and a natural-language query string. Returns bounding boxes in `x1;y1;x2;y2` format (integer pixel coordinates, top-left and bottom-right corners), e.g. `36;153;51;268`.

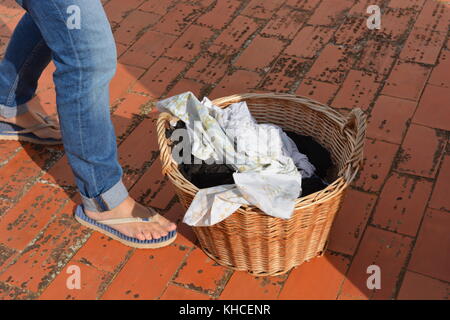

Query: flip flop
0;112;62;145
74;205;177;249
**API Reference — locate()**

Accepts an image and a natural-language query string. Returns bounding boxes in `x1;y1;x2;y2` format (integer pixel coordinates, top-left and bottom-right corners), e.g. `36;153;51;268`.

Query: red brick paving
0;0;449;300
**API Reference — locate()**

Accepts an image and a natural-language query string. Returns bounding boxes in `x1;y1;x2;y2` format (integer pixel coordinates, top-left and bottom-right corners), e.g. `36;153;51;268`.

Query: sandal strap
98;216;155;225
3;122;52;134
2;111;59;134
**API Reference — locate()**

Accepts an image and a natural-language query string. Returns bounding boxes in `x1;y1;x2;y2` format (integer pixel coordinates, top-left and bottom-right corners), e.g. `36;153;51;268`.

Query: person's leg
20;0;175;240
0;12;60;139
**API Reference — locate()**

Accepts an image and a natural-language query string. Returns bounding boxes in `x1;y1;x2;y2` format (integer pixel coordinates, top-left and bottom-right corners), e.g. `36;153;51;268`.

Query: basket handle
340;108;367;181
156;112;178;176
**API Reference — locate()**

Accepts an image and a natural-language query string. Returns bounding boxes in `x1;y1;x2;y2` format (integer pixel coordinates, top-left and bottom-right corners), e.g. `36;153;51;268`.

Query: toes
143;230;153;240
136;232;146;241
150;230;162;239
166;222;177;231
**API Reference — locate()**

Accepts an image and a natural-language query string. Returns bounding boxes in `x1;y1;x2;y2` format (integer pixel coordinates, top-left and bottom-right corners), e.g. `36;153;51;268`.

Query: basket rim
156;92;366;212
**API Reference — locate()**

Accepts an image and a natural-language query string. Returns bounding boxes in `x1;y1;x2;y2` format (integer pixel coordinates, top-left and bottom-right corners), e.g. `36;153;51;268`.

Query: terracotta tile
338;226;413;300
196;0;241;29
36;62;56;92
284;0;321;11
40;155;75;187
329;189;377;256
160;284;211;300
429;49;450;88
400;27;446;65
119;31;177;69
308;0;353;26
348;0;385;15
0;14;21;37
0;203;90;292
132;58;188;98
382;60;430;101
387;0;425;10
129;159;176;210
104;0;146;26
69;232;132;273
413;85;450;131
101;246;188;300
0;36;9;58
398;271;449;300
0;0;23;17
0;282;34;300
0;183;68;251
375;8;416;41
261;5;307;40
185;52;231;84
118;116;160;188
356;40;398;75
113;10;160;45
284;25;334;59
165;25;215;62
166;79;204;98
279;253;350;300
366;95;417;144
0;243;16;269
408;208;450;282
0;140;21;165
429;155;450;212
234;36;285;71
210;15;259;55
151;2;204;36
261;55;310;93
210;70;262;99
163;202;197;249
241;0;285;19
220;272;286;300
115;42;128;58
396;123;446;178
306;44;355;84
112;93;150;139
372;172;432;236
353;139;399;192
295;79;339;104
39;263;110;300
139;1;173;15
332;70;381;111
334;16;369;46
174;247;229;294
0;147;55;200
414;0;450;33
110;63;146;103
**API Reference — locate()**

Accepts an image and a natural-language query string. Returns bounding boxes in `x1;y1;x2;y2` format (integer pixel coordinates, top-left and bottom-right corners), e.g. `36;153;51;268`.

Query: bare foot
0;109;61;140
85;197;177;241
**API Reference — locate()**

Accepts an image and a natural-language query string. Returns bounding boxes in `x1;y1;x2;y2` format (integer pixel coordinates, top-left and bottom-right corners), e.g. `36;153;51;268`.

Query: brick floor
0;0;449;300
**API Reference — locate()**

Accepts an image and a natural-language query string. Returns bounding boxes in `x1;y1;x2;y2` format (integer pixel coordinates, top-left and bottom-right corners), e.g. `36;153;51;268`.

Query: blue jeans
0;0;128;212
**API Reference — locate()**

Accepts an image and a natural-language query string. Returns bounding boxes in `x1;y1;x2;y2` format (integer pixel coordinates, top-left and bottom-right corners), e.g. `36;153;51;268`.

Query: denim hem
0;103;29;119
81;179;129;212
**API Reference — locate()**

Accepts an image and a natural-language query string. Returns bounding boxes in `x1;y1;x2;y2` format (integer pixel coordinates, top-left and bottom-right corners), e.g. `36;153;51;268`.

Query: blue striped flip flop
74;205;177;249
0;112;62;145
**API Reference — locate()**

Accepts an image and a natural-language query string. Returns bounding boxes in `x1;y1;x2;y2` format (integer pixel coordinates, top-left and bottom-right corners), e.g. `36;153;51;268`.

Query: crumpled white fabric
157;92;316;226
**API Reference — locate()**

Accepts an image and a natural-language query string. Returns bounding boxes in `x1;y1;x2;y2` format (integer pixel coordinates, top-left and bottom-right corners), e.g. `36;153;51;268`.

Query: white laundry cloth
157;92;316;226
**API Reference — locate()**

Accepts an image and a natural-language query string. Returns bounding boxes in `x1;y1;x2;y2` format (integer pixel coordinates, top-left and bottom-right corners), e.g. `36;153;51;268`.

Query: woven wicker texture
157;93;366;276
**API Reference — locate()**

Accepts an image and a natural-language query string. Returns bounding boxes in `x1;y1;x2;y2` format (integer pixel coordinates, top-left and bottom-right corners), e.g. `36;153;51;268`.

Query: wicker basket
156;93;366;276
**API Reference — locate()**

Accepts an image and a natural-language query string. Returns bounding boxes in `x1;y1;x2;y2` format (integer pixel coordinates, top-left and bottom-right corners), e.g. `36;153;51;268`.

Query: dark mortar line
97;248;136;299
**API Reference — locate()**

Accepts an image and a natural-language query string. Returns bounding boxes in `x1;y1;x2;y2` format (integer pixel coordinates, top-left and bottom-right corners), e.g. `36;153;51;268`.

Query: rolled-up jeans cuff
81;179;129;212
0;103;29;119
